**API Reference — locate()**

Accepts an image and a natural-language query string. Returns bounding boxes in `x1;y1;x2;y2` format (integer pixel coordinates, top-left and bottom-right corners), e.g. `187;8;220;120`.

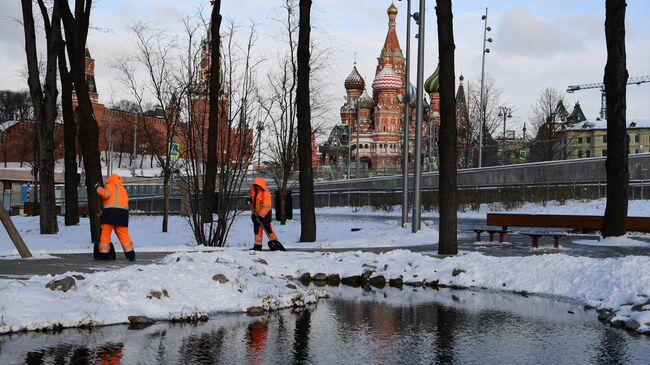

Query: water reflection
2;287;648;365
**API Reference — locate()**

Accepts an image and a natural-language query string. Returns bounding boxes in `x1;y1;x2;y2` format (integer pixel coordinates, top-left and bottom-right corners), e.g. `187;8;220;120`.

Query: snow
567;119;650;130
0;213;438;256
575;235;650;248
1;249;649;334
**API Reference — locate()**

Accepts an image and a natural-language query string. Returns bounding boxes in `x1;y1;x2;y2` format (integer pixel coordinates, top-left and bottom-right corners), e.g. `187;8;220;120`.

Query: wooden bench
473;229;511;243
487;213;650;233
522;232;565;248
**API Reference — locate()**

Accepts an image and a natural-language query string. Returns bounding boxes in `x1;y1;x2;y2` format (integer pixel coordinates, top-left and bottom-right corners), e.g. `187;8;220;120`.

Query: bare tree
114;23;183;233
297;0;316;242
21;0;60;234
603;0;628;237
436;0;457;255
467;74;502;166
60;0;103;243
529;87;567;162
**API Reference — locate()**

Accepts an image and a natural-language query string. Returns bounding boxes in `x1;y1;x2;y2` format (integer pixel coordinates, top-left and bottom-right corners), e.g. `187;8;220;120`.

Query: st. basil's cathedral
320;1;472;172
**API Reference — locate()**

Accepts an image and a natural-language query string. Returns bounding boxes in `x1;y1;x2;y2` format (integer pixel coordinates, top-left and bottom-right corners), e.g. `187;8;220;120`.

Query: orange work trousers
99;224;134;253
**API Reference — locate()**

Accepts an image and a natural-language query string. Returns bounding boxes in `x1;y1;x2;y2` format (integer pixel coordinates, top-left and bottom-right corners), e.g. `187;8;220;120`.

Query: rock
611;319;626;328
327;274;341;286
361;269;374;281
72;275;85;281
625;319;641;330
212;274;229;284
425;280;439;288
404;281;422;287
148;291;163;300
254;258;268;265
452;268;466;277
299;273;311;285
313;280;327;287
284;275;294;281
312;273;328;282
46;277;76;292
368;275;386;288
631;299;650;311
388;278;403;288
247;306;265;316
128;316;155;324
285;283;297;290
342;275;361;287
598;311;614;322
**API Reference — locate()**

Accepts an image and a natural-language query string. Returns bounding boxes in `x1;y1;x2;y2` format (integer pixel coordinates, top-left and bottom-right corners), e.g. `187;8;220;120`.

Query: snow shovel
255;215;286;251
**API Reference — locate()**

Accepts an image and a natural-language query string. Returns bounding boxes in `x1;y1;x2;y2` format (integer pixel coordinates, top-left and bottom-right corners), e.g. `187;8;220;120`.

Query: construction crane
566;75;650;120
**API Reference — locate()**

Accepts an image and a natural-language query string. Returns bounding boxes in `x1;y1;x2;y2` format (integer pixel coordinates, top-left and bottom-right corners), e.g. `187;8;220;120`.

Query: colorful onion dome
359;89;374;109
372;64;402;91
424;64;440;94
344;64;365;90
387;1;398;15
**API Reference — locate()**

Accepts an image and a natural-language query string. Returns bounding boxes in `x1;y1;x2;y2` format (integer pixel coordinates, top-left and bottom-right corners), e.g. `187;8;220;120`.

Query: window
577;137;583;144
603;135;608;143
602;150;607;157
635;149;640;154
578;151;583;158
586;137;591;144
586;150;591;158
635;135;640;143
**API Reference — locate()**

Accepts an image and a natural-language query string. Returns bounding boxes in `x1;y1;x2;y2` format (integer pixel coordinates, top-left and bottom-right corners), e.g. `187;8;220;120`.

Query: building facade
321;2;471;173
560;119;650;159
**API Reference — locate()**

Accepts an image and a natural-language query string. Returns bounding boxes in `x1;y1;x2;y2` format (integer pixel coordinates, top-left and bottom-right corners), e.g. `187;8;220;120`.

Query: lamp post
497;106;512;164
478;7;492;168
398;0;412;227
256;120;264;173
411;0;425;233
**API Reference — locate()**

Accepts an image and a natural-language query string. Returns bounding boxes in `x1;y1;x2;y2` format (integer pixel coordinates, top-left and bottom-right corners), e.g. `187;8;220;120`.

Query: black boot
250;245;262;251
108;243;117;260
125;250;136;261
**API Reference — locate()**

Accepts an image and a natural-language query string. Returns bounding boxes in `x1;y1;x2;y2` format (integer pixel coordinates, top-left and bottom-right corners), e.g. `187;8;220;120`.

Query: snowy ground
0;213;438;257
0;249;648;334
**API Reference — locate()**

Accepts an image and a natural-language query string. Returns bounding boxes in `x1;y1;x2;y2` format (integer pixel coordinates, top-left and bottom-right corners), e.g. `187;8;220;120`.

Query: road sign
519;148;527;161
169;143;180;159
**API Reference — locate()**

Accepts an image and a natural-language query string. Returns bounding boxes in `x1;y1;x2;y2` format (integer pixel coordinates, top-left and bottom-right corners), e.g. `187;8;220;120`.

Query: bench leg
475;232;481;242
553;237;560;248
499;232;506;243
503;226;508;231
489;232;495;242
531;236;539;249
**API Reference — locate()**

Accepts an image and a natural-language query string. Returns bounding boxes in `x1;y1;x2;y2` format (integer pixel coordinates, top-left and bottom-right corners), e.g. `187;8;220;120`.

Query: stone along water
2;286;648;364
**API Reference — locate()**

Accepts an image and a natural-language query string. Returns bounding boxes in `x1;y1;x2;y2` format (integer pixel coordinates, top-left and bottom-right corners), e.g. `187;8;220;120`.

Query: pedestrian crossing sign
169;143;180;159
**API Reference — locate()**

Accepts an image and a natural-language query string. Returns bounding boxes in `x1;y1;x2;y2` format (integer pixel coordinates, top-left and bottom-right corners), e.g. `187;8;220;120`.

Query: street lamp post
256;121;264;173
497;106;512;164
398;0;412;227
478;7;492;168
411;0;426;233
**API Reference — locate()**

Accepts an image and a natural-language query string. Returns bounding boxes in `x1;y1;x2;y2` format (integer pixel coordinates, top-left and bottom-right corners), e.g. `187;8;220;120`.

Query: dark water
1;287;648;364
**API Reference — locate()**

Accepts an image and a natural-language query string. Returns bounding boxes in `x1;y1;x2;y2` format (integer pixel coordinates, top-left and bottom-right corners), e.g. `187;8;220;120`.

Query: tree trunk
21;0;58;233
436;0;457;255
202;0;222;223
60;0;103;243
57;16;79;226
279;189;286;225
0;204;32;258
297;0;316;242
602;0;628;237
162;172;169;232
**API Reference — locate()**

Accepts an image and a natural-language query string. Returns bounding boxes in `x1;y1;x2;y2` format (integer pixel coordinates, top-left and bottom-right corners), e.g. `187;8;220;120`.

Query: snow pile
0;250;326;334
1;249;649;334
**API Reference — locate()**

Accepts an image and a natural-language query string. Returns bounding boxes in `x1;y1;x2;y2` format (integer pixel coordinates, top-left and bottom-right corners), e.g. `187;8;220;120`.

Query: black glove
94;182;103;189
246;197;251;206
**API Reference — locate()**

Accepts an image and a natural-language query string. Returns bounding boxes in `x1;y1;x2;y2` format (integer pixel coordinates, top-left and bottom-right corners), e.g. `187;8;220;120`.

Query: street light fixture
478;7;492;168
498;106;512;164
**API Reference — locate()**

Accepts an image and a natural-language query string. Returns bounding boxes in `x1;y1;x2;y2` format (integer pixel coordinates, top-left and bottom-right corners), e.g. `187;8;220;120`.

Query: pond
1;286;648;364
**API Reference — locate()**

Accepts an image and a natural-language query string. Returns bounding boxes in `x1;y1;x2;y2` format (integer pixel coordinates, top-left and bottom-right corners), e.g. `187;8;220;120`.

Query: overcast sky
2;0;649;134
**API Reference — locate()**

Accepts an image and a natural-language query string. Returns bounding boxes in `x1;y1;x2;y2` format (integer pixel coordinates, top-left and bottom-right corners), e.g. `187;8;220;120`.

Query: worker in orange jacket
246;177;285;251
95;174;136;261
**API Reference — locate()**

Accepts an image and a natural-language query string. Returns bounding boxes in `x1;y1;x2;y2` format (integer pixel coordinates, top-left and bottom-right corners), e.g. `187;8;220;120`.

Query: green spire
424;64;440;94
